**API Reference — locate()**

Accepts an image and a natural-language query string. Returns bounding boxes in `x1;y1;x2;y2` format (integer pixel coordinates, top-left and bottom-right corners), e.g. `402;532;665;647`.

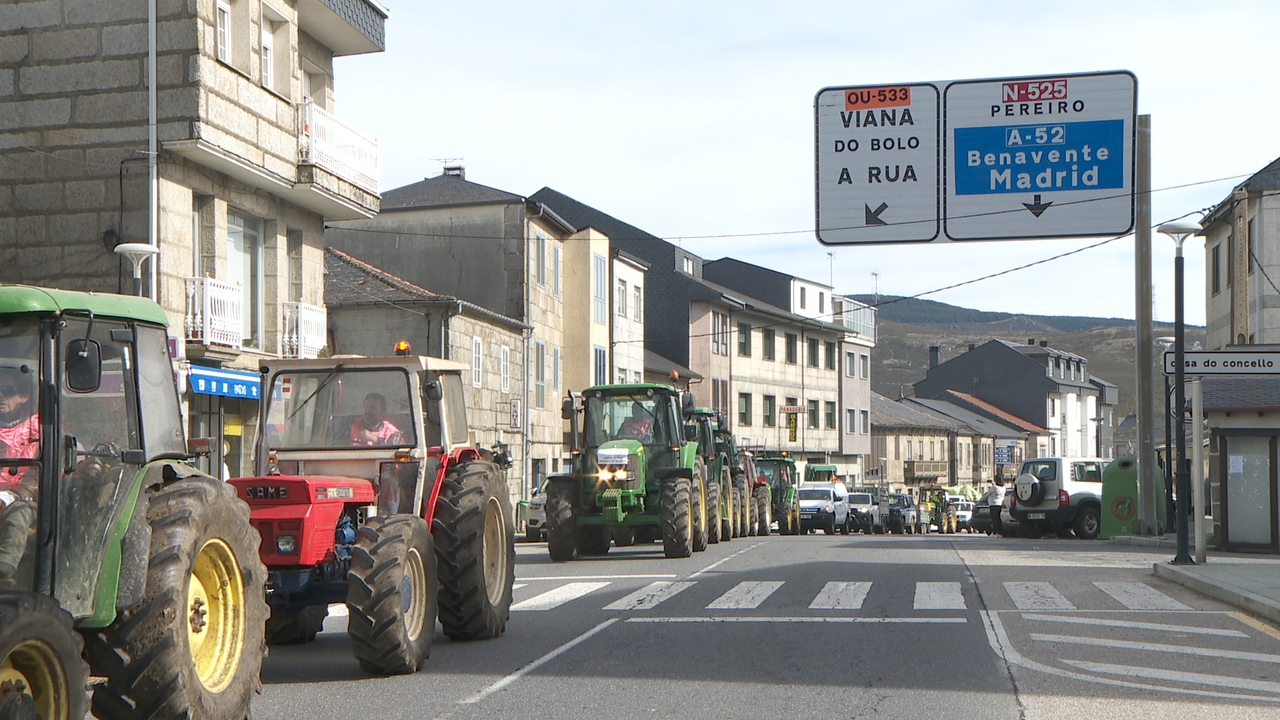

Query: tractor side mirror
561;397;575;420
424;381;442;403
684;426;697;442
65;339;102;392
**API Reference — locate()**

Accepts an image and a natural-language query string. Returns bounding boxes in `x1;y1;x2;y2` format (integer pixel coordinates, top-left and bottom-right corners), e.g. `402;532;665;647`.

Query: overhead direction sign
1164;351;1280;375
814;71;1136;246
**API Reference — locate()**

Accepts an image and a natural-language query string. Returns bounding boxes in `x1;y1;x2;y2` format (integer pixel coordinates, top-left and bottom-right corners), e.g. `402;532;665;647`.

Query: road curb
1154;562;1280;625
1109;535;1176;548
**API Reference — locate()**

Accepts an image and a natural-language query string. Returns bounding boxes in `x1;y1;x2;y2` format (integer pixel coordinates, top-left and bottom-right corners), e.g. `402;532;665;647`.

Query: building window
500;346;510;393
819;292;825;315
683;256;695;275
260;3;288;93
807;337;819;368
711;311;731;356
846;409;856;434
471;337;482;388
807;400;818;429
534;234;547;288
216;1;231;62
824;401;835;430
720;379;729;414
534;341;546;409
825;341;836;370
799;286;806;309
739;393;752;426
1050;398;1057;417
763;329;775;361
227;209;263;349
617;368;628;384
617;279;627;317
1211;243;1221;295
785;333;798;364
738;322;751;356
860;354;870;379
552;244;561;296
763;395;776;427
861;410;869;434
633;285;642;321
553;346;561;391
594;254;607;324
594;346;607;386
846;351;856;377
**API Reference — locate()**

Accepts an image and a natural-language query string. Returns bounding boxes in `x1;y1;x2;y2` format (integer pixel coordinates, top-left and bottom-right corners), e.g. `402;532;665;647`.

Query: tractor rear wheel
0;594;88;720
661;478;693;558
265;604;328;645
432;460;516;641
706;478;722;544
733;473;749;537
545;478;580;562
691;462;709;553
753;487;771;536
82;473;267;720
347;515;436;675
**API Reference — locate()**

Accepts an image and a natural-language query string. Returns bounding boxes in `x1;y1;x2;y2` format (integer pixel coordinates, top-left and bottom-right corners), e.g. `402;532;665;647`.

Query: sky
332;0;1280;328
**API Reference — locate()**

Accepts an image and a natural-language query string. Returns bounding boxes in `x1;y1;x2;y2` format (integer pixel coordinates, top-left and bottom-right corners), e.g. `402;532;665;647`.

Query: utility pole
1134;114;1158;536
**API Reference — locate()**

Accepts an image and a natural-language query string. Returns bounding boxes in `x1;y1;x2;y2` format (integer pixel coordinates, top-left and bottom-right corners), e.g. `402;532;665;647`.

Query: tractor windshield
756;461;794;493
264;368;417;450
584;393;672;447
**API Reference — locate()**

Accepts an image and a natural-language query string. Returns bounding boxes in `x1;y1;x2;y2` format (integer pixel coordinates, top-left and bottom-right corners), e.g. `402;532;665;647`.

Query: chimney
929;345;940;368
1039;340;1048;347
968;343;976;352
1027;338;1035;345
443;164;465;179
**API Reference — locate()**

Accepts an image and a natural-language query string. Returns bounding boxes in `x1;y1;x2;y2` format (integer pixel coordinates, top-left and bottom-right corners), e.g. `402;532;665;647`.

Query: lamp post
113;242;159;298
1157;218;1202;565
1156;335;1175;533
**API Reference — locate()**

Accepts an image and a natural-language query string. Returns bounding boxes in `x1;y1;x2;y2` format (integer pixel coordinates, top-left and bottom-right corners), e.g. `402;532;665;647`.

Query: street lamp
1157;217;1202;565
114;242;159;298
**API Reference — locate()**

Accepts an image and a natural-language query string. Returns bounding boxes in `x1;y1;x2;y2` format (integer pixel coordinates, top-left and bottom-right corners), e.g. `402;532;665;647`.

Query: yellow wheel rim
403;546;428;643
187;538;245;693
1;639;70;720
482;497;507;607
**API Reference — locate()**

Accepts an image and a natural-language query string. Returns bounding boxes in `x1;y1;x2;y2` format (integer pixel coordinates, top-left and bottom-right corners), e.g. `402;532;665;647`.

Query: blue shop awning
189;366;260;400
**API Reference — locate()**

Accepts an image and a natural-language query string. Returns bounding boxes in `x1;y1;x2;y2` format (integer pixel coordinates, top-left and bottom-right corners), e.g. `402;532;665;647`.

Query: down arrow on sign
1022;194;1053;217
865;202;889;226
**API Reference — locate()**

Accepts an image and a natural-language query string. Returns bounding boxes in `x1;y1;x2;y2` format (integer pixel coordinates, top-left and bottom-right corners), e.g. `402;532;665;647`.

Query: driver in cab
350;393;404;446
0;365;38;581
616;402;653;442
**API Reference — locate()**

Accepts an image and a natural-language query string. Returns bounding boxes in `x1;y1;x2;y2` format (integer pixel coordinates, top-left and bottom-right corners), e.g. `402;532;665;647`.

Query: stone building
0;0;387;477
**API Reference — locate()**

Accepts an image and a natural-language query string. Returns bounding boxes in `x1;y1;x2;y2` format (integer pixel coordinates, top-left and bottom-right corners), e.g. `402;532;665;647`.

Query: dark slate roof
644;349;702;380
905;398;1028;439
871;393;959;431
324;248;530;330
380;173;525;211
1206;156;1280;225
998;338;1087;363
528;187;662;242
696;276;847;335
1203;376;1280;411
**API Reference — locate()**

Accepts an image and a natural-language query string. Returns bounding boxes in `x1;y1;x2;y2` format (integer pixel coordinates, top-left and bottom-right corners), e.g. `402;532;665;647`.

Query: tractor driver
616;401;653;442
0;366;39;581
351;392;404;446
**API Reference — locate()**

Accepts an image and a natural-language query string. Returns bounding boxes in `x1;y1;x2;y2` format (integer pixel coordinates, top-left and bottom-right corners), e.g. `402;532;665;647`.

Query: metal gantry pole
1172;239;1193;564
1134;115;1157;536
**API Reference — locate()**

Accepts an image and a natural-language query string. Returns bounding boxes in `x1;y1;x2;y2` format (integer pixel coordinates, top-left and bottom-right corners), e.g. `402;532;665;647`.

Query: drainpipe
147;0;158;299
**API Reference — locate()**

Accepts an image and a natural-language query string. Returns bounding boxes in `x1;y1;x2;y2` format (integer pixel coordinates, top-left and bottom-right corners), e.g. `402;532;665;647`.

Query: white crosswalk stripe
511;582;611;611
1005;581;1076;610
809;582;872;610
603;581;696;611
707;581;784;609
1093;581;1192;611
914;582;965;610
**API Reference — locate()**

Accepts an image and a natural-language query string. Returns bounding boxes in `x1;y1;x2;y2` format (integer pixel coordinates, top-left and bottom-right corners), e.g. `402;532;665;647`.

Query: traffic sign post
815;71;1136;246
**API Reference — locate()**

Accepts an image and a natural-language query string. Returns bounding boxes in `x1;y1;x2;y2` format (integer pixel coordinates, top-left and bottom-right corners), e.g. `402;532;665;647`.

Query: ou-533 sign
815;71;1136;245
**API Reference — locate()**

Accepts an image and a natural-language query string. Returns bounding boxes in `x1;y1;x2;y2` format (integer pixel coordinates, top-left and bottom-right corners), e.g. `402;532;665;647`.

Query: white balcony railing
185;277;243;350
283;302;327;359
298;100;379;194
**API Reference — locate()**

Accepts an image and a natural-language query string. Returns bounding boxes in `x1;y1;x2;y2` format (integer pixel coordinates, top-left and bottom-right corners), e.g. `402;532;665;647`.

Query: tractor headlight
276;534;298;554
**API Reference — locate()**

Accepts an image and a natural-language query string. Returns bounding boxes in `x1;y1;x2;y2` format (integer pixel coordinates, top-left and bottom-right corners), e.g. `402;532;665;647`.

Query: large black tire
727;485;740;539
578;526;611;556
347;515;436;675
0;593;88;720
265;604;328;645
733;473;749;537
545;478;579;562
1073;505;1101;540
753;486;770;536
612;528;636;547
82;474;267;720
691;462;708;553
840;516;851;535
706;478;722;544
661;478;693;558
432;460;515;641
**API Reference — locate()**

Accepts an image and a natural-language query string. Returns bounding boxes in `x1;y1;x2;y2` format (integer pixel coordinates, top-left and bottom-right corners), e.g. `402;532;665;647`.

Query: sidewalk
1110;534;1280;624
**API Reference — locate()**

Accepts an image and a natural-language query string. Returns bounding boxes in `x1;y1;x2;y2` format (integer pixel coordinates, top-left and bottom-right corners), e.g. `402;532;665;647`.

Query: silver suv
1010;457;1106;539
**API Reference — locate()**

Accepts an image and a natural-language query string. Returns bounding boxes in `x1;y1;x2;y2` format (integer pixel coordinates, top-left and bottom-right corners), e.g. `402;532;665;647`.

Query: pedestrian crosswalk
508;576;1195;614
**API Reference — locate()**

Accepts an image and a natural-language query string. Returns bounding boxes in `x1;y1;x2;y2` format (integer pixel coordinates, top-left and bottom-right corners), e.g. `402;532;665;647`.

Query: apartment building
0;0;387;477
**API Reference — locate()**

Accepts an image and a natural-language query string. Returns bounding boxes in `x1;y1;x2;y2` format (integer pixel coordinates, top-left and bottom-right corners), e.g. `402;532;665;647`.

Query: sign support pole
1135;114;1158;536
1191;378;1206;564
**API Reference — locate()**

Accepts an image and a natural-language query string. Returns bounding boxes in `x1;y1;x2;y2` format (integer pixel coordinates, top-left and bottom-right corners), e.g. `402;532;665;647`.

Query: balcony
904;460;947;481
299;100;378;195
185;278;242;350
283;302;327;359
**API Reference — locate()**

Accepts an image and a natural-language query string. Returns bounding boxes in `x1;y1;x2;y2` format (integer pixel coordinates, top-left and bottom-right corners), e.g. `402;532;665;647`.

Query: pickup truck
877;493;918;534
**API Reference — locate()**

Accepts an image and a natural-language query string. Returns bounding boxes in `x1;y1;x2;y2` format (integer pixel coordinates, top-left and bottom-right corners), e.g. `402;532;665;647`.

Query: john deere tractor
546;384;706;560
686;407;732;543
0;285;267;720
755;454;802;535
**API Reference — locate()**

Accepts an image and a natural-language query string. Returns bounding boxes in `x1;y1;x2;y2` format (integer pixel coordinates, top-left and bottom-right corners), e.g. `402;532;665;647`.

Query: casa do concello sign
815;71;1136;245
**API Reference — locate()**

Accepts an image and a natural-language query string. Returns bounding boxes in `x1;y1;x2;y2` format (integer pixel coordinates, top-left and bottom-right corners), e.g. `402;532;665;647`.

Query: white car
525;485;547;541
798;483;851;535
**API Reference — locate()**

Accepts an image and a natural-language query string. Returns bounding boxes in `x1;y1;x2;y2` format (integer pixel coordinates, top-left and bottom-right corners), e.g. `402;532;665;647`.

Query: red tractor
229;354;515;675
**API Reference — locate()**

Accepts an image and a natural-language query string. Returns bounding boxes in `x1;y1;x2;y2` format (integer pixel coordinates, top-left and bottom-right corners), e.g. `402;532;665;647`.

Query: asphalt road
253;531;1280;720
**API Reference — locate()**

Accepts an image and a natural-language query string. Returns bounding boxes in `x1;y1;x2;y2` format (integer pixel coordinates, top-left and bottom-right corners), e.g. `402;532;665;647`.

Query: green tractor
714;428;765;537
686;408;733;543
546;384;707;560
755;454;802;535
0;285;266;720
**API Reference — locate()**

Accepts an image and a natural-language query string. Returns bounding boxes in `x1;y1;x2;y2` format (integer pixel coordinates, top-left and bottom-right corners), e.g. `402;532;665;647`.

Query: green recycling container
1100;456;1139;539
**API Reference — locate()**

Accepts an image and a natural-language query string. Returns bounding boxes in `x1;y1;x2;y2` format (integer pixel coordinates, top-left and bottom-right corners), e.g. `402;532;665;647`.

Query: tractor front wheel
691;462;709;553
706;478;722;545
753;487;771;536
432;461;516;640
0;593;88;720
82;474;267;720
545;478;580;562
348;515;437;675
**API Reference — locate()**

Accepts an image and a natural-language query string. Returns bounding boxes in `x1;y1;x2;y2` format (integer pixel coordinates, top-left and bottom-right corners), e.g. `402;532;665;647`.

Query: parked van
798;482;850;535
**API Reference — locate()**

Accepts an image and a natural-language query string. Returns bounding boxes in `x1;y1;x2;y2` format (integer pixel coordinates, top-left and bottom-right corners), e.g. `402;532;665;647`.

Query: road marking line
914;582;965;610
810;581;872;610
602;581;695;611
518;574;678;581
686;541;764;580
458;618;618;704
1021;613;1248;637
1004;582;1075;610
1094;581;1192;611
513;583;527;591
1231;612;1280;642
510;582;611;612
327;603;348;618
707;581;784;609
980;610;1280;703
1029;633;1280;664
1062;660;1280;695
626;616;967;624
